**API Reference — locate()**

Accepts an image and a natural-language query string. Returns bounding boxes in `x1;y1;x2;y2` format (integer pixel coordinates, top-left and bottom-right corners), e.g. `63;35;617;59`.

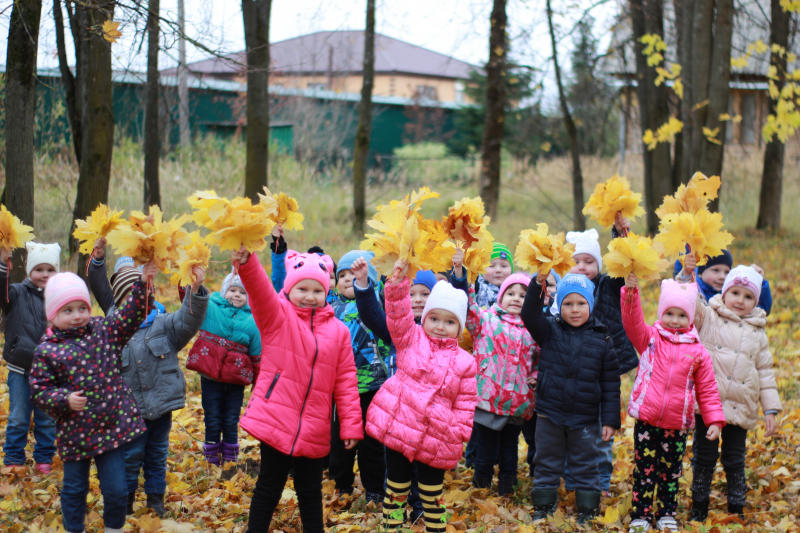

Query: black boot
146;493;166;518
575;491;601;526
472;476;492;489
530;489;558;521
688;499;709;522
126;492;136;515
497;474;517;496
691;466;714;522
725;468;747;520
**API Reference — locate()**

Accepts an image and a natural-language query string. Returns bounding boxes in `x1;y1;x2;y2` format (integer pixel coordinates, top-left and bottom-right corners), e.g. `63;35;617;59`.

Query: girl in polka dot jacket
30;263;157;533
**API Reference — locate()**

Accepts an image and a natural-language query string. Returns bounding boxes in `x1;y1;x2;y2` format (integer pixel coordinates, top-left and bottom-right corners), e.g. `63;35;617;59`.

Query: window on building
741;92;756;144
416;85;438;101
455;81;465;104
307;83;327;91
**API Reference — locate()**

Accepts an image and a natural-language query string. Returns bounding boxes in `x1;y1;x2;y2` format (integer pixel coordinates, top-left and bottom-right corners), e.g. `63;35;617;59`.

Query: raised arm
87;257;115;316
163;285;210;352
693;291;709;330
237;251;284;333
758;278;772;315
270;233;288;292
465;287;487;337
30;345;74;420
620;286;656;354
384;276;418;353
106;279;152;347
353;279;392;346
521;276;552;347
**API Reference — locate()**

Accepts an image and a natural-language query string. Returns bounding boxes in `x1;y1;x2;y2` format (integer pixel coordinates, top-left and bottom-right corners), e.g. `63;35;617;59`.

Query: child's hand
452;247;465;277
351;257;370;287
527;376;537;387
392;259;408;282
615;212;631;235
750;263;764;277
706;424;721;441
69;391;87;411
625;273;638;290
601;426;614;441
191;266;206;293
93;237;107;259
272;225;284;239
0;247;11;264
343;439;359;450
536;271;549;285
765;413;777;437
684;252;697;273
232;245;251;266
141;261;158;282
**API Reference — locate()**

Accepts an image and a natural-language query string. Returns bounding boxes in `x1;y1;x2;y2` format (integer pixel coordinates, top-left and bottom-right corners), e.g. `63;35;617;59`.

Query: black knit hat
697;249;733;275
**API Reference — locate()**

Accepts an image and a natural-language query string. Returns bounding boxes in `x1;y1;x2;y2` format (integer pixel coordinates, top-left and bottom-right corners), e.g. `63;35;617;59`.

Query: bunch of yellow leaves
655;172;721;218
170;232;211;286
582;174;645;230
603;233;670;281
106;206;191;272
514;223;576;277
655;210;733;266
72;204;126;255
361;187;451;279
443;236;493;285
442;196;492;248
0;205;35;252
188;190;230;227
258;188;304;231
188;191;275;252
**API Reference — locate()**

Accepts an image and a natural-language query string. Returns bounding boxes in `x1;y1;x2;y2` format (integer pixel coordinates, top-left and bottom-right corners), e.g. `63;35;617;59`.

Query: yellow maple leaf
597;504;621;525
205;197;274;253
170;232;211;286
259;188;304;231
188;190;230;228
582;174;645;229
0;205;35;252
72;204;125;255
604;233;670;281
442;196;492;249
514;223;576;277
106;205;191;272
656;172;721;218
654;210;733;267
102;20;122;44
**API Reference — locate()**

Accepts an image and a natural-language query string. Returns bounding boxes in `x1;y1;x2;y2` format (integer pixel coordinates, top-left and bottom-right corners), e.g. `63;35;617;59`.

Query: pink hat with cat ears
283;250;334;295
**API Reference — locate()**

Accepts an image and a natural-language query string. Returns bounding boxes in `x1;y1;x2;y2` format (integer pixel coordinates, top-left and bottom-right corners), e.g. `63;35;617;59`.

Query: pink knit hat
283;250;334;295
498;273;532;304
44;272;92;321
657;279;698;325
722;265;762;301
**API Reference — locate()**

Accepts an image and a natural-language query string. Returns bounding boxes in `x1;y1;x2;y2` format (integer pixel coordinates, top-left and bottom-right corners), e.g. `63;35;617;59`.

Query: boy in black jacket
521;272;621;526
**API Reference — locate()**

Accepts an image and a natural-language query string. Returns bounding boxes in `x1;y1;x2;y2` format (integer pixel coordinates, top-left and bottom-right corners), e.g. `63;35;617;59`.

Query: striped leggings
383;447;446;533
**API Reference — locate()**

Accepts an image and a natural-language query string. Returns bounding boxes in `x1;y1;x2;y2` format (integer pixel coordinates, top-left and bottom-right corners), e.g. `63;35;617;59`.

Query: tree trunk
352;0;375;236
629;0;673;234
242;0;271;201
689;0;714;173
178;0;190;149
54;0;81;164
756;0;790;230
143;0;161;209
69;1;116;260
4;0;42;282
478;0;507;221
675;0;693;184
546;0;585;231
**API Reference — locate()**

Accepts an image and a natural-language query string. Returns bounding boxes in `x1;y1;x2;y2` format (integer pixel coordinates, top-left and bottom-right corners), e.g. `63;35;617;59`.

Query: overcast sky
0;0;620;109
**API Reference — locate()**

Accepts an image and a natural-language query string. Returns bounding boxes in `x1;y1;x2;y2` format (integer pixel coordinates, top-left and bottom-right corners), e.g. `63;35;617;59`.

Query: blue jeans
3;370;56;465
564;421;613;491
61;446;128;533
124;413;172;495
474;422;523;481
201;378;244;444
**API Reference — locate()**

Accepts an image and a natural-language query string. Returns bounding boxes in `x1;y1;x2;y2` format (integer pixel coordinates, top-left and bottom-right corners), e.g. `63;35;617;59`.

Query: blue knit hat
337;250;377;285
411;270;437;291
556;274;595;313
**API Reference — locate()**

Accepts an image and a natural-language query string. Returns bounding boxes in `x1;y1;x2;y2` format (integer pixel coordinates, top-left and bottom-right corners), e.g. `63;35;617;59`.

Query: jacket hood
709;294;766;327
211;291;252;313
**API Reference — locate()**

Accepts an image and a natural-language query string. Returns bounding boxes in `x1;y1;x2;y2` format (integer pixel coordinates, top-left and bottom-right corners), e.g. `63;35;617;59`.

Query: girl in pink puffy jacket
231;246;363;533
366;259;477;533
622;275;725;533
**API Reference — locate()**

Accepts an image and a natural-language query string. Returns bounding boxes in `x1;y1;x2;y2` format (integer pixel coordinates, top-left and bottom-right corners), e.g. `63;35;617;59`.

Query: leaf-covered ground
1;230;798;533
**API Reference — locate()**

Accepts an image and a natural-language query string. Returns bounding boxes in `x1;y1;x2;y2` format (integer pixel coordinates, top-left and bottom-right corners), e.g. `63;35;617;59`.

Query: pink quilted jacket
366;277;477;470
621;287;725;431
238;253;363;458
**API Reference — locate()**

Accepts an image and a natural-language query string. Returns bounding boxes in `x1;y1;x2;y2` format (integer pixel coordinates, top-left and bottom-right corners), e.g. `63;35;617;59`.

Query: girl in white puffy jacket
685;264;782;522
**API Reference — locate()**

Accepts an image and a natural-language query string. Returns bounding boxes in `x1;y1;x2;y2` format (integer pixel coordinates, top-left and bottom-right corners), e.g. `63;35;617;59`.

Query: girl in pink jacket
621;276;725;533
232;246;363;533
366;260;477;533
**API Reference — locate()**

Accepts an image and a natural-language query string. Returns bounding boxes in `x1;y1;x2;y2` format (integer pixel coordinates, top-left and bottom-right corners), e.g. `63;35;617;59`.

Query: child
621;276;725;533
271;225;337;304
451;250;538;494
185;268;261;467
231;246;363;533
683;265;782;521
366;260;477;533
521;273;621;526
0;243;60;474
30;266;155;533
329;250;396;504
88;240;210;516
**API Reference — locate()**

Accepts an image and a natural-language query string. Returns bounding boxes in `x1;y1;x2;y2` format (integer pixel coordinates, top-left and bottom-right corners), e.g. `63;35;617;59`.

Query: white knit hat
722;265;763;301
421;280;469;332
26;242;61;276
566;229;602;272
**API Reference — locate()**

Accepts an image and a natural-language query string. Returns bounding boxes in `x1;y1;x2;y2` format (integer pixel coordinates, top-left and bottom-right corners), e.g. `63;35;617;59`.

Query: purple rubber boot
221;442;240;465
203;442;221;466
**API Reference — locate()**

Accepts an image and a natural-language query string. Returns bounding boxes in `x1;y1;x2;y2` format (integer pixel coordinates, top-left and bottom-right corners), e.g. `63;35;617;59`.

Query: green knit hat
491;243;514;272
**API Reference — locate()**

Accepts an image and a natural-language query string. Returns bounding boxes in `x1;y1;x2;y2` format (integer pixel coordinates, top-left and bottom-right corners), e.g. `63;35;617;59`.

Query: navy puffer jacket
592;273;639;374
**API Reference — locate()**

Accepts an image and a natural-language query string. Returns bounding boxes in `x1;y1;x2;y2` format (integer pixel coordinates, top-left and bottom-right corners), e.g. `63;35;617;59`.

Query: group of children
0;215;782;533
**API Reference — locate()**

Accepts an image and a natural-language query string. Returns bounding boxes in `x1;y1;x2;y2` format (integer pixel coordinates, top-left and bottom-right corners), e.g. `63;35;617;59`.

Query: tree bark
178;0;190;149
546;0;585;230
629;0;672;234
69;1;116;260
478;0;508;221
756;0;790;230
242;0;271;201
689;0;714;173
4;0;42;282
352;0;375;236
143;0;161;209
54;0;81;164
675;0;693;184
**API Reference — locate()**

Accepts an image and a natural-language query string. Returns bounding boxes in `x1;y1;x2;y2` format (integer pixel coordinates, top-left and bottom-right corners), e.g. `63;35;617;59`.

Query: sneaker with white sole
655;517;680;532
629;519;652;533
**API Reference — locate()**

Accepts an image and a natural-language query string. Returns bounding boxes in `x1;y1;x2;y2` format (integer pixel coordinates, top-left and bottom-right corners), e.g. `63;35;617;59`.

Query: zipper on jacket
265;371;281;399
656;334;678;426
290;308;320;455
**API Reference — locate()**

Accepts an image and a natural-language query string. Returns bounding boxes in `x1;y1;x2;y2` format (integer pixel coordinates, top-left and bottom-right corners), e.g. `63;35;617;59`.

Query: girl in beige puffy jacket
687;265;782;522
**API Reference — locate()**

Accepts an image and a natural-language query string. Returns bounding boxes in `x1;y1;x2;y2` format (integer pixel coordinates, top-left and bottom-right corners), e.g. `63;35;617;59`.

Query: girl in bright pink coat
621;275;725;533
366;260;477;533
233;247;363;533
